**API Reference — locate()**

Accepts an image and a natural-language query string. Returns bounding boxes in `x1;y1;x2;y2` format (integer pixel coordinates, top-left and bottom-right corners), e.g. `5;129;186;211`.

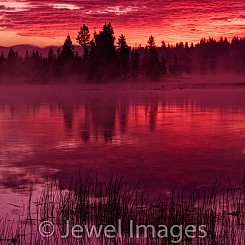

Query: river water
0;82;245;217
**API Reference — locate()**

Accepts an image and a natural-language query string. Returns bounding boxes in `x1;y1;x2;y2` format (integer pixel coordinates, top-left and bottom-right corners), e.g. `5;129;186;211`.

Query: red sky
0;0;244;47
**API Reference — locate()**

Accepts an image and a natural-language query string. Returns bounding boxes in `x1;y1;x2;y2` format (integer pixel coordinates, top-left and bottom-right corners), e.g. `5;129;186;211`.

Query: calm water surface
0;84;245;214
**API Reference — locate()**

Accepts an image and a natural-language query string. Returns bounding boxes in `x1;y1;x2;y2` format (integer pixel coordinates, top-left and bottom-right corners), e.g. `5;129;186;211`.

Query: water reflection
0;89;245;195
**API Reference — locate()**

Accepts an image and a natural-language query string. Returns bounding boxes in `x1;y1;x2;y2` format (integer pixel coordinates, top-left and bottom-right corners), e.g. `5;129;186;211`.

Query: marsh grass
0;174;245;244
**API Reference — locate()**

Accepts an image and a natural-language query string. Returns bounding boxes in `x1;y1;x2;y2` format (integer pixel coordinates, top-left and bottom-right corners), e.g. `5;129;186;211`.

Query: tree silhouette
0;52;4;64
160;54;167;76
76;24;90;59
47;48;56;77
0;52;5;75
143;35;161;80
169;55;181;77
131;48;140;79
24;50;29;60
89;39;96;58
92;23;119;80
148;35;155;47
60;34;75;63
117;34;130;78
7;47;19;65
56;47;61;61
161;40;167;49
0;23;244;81
48;48;55;63
94;23;116;60
5;47;21;77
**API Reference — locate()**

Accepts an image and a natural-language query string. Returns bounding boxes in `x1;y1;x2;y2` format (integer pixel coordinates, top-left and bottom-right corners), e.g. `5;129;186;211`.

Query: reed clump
0;175;244;244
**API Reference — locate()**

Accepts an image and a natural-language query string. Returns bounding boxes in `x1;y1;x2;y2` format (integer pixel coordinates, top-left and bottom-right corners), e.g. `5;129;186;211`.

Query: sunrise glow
0;0;244;47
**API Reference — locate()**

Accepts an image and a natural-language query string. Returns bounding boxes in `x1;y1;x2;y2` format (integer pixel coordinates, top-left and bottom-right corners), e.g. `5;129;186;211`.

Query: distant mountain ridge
0;44;83;58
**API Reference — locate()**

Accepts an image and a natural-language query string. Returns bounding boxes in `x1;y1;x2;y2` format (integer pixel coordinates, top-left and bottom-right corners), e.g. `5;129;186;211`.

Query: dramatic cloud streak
0;0;244;46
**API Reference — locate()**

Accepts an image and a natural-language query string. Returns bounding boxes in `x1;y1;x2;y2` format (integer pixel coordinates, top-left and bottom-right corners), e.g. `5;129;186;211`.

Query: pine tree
0;52;4;62
94;22;115;60
169;55;181;77
48;48;55;62
147;35;155;47
60;34;75;63
56;47;61;61
48;48;56;77
0;52;5;76
89;39;96;58
24;50;29;60
92;23;118;79
7;47;18;64
160;54;167;76
131;48;140;79
117;34;130;78
143;36;161;80
76;24;90;59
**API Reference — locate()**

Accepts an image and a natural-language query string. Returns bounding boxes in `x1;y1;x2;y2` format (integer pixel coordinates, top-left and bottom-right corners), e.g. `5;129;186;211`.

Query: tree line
0;23;244;82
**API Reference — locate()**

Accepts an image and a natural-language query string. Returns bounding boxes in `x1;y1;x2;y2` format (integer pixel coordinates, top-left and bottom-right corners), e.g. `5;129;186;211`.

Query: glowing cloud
48;3;81;11
0;1;33;12
85;4;142;16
